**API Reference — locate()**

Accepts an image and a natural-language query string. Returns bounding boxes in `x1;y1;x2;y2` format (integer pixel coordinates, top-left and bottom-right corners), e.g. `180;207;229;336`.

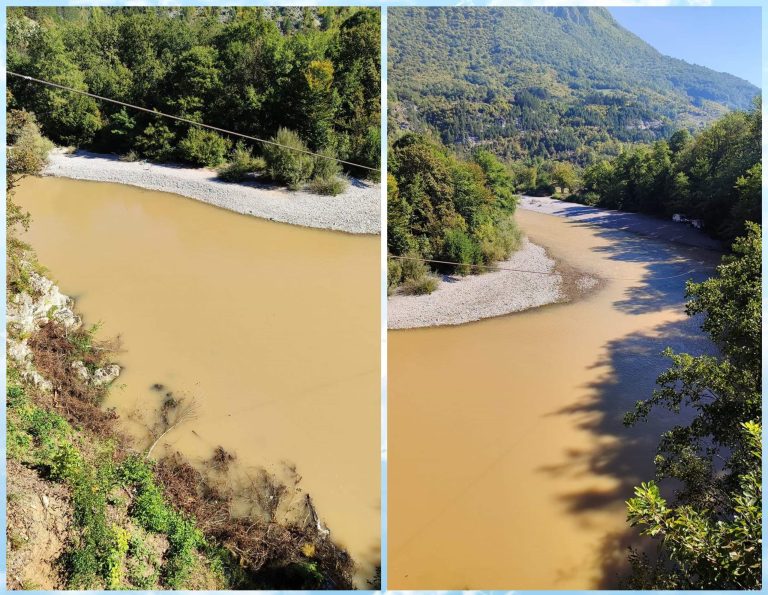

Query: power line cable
7;71;380;172
388;254;702;281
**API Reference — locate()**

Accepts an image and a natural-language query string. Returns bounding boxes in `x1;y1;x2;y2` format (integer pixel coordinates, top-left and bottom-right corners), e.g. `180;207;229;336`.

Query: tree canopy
8;7;380;173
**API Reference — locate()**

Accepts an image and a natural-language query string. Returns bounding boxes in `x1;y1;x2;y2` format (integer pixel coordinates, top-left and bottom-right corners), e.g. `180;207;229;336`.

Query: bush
312;149;342;180
400;274;439;295
119;150;141;162
263;128;314;190
475;217;522;264
178;128;232;167
217;142;265;182
442;227;478;275
136;123;176;161
7;110;53;180
395;253;440;295
308;175;348;196
387;259;402;295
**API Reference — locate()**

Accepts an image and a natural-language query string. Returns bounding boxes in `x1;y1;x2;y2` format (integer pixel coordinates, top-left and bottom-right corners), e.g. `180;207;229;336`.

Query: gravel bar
44;149;381;235
519;195;722;250
388;238;577;329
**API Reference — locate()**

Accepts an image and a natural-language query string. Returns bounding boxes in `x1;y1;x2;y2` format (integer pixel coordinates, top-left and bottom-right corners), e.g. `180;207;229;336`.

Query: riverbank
6;244;358;589
388;237;599;329
43;149;380;235
520;195;723;250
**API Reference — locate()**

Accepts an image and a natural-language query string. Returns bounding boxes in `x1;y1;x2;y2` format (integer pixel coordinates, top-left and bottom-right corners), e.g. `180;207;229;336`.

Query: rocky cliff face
7;269;120;391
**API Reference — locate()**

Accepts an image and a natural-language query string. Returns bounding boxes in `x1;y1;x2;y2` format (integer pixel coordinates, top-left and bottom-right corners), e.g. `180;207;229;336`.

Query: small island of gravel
44;150;381;235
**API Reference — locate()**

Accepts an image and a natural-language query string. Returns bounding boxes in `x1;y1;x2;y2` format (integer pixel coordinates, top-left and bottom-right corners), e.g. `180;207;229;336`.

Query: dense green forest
573;104;761;243
389;7;759;163
388;134;520;294
7;7;380;181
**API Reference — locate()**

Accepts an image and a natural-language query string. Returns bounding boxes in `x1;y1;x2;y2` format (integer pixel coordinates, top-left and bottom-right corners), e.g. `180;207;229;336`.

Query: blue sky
609;7;762;87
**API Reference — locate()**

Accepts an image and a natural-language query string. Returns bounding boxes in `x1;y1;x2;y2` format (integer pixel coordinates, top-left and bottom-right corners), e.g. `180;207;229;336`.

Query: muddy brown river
388;208;721;589
16;176;380;584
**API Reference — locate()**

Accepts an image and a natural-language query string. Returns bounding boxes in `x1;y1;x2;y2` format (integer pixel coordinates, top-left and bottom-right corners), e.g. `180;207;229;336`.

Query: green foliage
105;525;130;589
126;533;160;590
135;122;176;161
624;224;762;588
178;127;232;167
312;148;342;181
7;109;53;191
400;272;439;296
216;142;265;182
388;134;520;289
263;127;314;189
8;7;380;178
120;455;203;588
625;422;761;589
308;175;348;196
387;258;402;295
393;253;439;296
576;106;761;242
389;7;758;162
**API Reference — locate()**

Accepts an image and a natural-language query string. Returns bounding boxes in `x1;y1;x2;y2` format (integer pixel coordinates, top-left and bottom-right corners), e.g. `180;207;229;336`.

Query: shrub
178;128;232;168
7;110;53;180
312;149;342;181
263;128;314;189
119;150;141;162
387;259;402;295
400;274;439;296
442;227;478;275
400;252;430;282
396;253;439;295
217;142;265;182
135;123;176;161
308;175;348;196
475;217;522;264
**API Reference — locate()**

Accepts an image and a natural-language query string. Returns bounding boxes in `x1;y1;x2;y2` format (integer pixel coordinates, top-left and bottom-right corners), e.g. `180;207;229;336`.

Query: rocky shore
388;238;599;329
44;149;381;235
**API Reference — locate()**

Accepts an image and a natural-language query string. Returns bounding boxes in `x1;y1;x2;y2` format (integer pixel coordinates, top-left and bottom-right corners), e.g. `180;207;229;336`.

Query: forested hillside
8;7;380;174
389;7;759;163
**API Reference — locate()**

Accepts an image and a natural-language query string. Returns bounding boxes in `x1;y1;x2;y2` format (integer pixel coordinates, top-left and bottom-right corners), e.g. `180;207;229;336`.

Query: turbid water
388;208;721;589
16;176;380;584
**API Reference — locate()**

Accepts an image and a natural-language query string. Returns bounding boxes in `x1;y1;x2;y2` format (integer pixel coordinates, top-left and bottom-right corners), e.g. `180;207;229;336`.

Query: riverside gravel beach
43;149;381;235
388;194;721;330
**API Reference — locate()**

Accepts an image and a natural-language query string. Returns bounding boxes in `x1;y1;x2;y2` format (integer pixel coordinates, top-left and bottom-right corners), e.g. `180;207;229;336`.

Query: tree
624;224;762;588
625;422;761;590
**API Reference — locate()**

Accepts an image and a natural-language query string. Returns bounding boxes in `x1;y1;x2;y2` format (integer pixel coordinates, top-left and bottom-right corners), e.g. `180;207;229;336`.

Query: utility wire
388;254;702;281
8;71;380;172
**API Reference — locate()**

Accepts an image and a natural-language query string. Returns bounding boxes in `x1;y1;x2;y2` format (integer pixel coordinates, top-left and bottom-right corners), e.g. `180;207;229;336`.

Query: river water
388;208;721;589
16;176;380;584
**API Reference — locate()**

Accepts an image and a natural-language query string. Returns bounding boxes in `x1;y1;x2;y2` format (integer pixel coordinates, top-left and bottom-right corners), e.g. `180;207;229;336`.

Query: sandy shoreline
43;149;381;235
388;237;599;329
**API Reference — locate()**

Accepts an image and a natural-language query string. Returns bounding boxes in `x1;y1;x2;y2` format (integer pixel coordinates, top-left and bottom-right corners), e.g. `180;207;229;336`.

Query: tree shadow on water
583;224;720;315
539;316;716;587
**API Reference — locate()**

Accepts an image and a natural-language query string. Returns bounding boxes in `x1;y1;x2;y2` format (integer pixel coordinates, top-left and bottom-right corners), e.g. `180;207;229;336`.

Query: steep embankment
44;149;381;235
6;252;356;590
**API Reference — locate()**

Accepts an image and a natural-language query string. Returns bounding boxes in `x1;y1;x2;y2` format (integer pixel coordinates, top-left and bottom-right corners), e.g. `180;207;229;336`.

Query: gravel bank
388;238;597;329
44;149;381;235
519;195;722;250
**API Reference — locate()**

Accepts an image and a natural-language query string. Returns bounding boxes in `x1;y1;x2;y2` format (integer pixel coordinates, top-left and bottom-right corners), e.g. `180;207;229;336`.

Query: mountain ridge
389;7;759;161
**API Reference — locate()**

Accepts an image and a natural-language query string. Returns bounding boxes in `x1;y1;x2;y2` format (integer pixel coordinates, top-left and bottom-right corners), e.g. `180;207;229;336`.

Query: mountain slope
388;7;760;161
